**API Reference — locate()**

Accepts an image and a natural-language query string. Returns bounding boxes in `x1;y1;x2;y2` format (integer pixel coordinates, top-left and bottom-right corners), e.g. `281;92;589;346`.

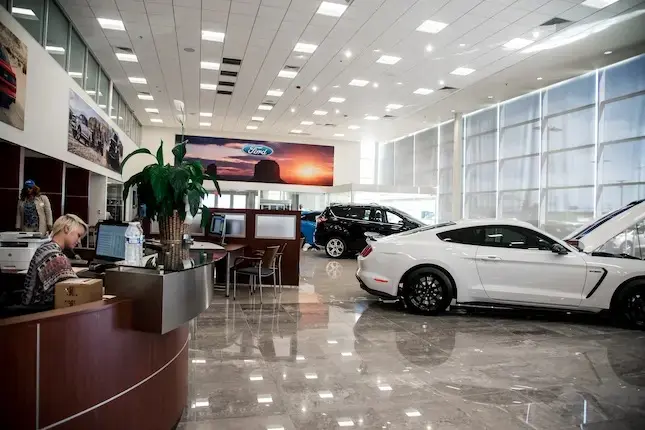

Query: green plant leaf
203;173;221;197
172;142;187;165
119;148;155;174
155;140;164;165
187;189;201;217
150;166;169;206
200;205;212;229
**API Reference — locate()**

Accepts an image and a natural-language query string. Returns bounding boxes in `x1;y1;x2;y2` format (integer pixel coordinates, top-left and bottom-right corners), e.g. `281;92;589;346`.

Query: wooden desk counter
0;298;188;430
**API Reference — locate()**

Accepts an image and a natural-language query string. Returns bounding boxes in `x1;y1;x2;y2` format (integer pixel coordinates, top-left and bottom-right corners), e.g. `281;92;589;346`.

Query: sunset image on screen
181;135;334;186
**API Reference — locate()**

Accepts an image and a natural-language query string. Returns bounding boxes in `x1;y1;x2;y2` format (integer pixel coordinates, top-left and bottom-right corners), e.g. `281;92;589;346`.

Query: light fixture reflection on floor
318;390;334;399
257;394;273;404
405;408;422;417
337;418;355;427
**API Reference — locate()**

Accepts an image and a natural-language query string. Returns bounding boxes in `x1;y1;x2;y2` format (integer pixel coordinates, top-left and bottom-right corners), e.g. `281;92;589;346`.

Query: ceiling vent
218;81;235;87
284;65;300;71
217;90;232;95
262;100;276;106
541;17;571;26
115;46;134;53
220;70;238;77
222;57;242;66
323;123;336;127
438;86;458;91
383;115;396;119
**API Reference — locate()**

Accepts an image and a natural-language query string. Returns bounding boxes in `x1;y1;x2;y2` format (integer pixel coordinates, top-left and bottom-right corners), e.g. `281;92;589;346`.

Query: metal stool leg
259;272;263;303
273;270;277;297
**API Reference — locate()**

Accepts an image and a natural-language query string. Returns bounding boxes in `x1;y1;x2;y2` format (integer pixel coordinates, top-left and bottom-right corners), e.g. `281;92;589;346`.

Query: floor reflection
180;251;645;429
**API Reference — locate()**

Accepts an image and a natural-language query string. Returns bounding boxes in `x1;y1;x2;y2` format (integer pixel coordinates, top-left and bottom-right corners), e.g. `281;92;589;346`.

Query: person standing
16;180;53;234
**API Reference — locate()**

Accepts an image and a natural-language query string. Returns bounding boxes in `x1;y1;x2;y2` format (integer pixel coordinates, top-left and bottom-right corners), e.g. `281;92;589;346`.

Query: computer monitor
95;222;128;261
209;214;227;245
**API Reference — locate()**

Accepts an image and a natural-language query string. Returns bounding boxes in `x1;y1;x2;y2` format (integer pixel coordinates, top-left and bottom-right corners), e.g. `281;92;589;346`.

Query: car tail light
360;245;373;257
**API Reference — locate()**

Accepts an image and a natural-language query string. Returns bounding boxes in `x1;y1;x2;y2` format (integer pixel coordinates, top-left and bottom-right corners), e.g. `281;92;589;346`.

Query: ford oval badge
242;144;274;156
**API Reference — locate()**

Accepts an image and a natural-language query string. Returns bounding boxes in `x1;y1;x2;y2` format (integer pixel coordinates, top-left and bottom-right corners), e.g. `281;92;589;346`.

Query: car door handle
480;255;502;260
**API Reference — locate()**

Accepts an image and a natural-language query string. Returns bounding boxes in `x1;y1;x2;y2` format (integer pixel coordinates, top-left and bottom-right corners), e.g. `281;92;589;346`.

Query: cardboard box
55;278;104;309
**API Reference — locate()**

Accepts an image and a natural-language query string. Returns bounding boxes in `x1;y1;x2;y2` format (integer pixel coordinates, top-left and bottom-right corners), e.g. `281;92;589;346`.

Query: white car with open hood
356;200;645;328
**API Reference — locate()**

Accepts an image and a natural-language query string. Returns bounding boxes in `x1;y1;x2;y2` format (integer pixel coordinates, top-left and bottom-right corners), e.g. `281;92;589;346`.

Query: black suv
314;203;423;258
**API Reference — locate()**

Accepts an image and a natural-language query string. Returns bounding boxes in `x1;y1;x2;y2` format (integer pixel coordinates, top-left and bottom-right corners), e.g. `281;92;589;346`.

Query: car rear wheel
402;267;453;315
613;280;645;330
325;237;346;259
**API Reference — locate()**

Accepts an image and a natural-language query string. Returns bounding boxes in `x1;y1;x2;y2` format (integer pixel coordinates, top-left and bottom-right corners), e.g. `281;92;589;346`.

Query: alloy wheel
410;275;444;312
625;291;645;327
326;239;344;258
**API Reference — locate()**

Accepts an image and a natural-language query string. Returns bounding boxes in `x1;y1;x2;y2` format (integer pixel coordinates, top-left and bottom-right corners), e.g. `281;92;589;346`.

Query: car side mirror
551;243;568;255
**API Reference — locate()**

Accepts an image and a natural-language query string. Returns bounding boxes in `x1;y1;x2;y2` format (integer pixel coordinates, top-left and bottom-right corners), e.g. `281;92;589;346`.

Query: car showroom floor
178;251;645;430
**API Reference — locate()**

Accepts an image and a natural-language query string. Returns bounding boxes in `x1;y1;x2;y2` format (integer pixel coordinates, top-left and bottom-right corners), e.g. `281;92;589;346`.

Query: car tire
612;279;645;330
402;267;453;315
325;237;346;259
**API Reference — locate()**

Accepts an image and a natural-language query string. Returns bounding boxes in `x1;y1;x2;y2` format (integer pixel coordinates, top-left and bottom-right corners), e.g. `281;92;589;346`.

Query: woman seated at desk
21;214;88;308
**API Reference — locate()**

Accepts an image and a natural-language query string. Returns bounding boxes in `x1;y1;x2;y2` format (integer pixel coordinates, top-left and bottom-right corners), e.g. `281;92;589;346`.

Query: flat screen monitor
95;222;128;261
210;214;227;244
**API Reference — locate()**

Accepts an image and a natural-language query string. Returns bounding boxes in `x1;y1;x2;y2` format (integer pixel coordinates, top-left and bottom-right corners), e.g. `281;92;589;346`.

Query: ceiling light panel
145;108;159;113
386;104;403;110
200;112;213;117
348;125;360;130
334;133;344;137
200;61;220;70
150;118;163;123
416;19;448;34
581;0;619;8
503;38;534;50
329;97;345;103
97;18;125;31
316;1;348;17
252;116;265;121
128;77;147;84
365;115;379;120
278;70;298;79
202;30;225;42
301;121;314;125
376;55;401;65
313;110;328;116
258;105;273;111
450;67;475;76
200;122;211;126
246;125;258;130
138;94;153;100
200;83;218;90
12;7;36;17
413;88;433;95
116;52;137;62
290;129;303;134
349;79;369;87
294;42;318;53
267;89;284;97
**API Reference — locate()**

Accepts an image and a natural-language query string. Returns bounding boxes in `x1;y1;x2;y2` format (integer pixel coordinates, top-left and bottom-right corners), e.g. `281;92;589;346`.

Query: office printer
0;232;49;272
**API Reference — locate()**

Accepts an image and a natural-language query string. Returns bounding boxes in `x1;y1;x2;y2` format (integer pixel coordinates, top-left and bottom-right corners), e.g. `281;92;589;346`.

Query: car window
332;206;369;220
482;226;554;250
386;211;403;224
371;208;386;223
437;227;483;245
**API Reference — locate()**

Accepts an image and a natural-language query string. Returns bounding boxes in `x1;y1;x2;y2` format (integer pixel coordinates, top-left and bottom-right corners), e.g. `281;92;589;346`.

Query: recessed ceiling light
373;82;379;88
12;7;36;17
305;372;318;380
386;104;403;110
341;351;353;356
202;30;225;42
532;31;540;39
365;115;379;120
459;43;466;47
487;95;494;99
581;0;619;8
128;76;147;84
290;107;296;113
333;85;340;88
537;77;543;80
329;97;345;103
312;86;318;92
451;109;456;113
313;110;328;116
396;82;403;85
252;116;265;121
249;374;264;381
425;44;433;52
450;67;475;76
349;79;369;87
416;19;448;34
327;339;338;344
200;122;211;126
138;94;153;101
267;89;284;97
145;108;159;113
376;55;401;65
301;121;314;125
278;70;298;79
604;50;613;55
200;112;213;117
116;52;138;62
439;80;445;85
334;133;344;137
503;38;534;50
150;118;163;123
200;61;220;70
296;355;305;360
316;1;347;17
414;88;433;95
258;104;273;111
200;83;218;90
294;42;317;53
246;125;258;130
335;109;340;114
290;129;303;134
97;17;125;31
45;46;65;54
344;50;352;58
192;399;209;408
348;125;360;130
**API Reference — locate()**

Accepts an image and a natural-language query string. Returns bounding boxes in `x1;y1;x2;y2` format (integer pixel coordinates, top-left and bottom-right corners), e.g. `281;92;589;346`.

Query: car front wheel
325;237;346;259
403;267;453;315
613;280;645;330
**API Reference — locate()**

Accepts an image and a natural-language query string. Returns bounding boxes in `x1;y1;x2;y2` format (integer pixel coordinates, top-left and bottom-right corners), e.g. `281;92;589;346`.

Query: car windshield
396;221;456;236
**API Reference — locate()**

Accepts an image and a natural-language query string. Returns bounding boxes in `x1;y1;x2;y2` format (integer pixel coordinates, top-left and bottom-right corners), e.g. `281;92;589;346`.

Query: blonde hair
51;214;88;238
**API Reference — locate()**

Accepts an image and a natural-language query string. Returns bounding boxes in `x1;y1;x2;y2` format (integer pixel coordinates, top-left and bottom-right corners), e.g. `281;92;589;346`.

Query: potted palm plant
120;137;220;270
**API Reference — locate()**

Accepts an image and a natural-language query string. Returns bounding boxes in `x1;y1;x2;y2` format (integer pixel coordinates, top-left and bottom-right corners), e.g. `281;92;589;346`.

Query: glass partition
98;69;109;111
12;0;44;43
85;54;99;99
68;29;85;86
45;0;68;69
110;90;120;120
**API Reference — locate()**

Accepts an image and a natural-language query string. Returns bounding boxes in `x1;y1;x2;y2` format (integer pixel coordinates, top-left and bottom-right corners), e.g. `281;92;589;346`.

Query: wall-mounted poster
179;134;335;186
0;21;27;130
68;90;123;172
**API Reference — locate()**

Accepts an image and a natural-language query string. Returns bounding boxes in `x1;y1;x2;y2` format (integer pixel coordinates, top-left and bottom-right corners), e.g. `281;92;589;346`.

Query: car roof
447;218;539;229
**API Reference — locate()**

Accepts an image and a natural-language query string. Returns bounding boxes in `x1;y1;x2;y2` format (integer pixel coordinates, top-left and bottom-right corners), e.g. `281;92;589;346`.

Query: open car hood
564;199;645;253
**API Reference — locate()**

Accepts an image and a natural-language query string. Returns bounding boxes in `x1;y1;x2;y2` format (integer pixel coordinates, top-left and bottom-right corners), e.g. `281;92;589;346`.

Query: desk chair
233;246;280;303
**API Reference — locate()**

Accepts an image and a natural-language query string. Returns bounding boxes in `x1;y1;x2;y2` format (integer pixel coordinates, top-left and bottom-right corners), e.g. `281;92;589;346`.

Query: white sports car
356;200;645;328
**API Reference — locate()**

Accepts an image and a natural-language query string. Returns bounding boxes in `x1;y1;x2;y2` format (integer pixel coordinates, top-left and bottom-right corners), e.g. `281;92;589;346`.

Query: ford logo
242;144;274;156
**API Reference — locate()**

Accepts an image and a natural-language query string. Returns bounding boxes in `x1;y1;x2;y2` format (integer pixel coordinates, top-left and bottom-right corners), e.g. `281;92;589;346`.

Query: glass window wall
45;0;68;69
12;0;45;43
85;54;98;99
394;136;414;186
68;29;85;86
110;90;120;121
414;128;438;188
464;107;498;219
97;69;109;111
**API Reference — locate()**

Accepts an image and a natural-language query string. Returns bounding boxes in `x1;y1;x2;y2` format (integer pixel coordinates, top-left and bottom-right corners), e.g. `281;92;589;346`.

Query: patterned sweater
22;241;77;306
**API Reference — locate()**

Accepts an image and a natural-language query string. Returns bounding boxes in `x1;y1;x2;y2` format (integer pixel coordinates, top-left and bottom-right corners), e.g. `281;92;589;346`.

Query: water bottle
125;222;144;266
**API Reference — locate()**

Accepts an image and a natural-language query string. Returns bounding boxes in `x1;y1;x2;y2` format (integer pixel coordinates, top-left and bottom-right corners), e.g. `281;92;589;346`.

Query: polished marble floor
178;251;645;430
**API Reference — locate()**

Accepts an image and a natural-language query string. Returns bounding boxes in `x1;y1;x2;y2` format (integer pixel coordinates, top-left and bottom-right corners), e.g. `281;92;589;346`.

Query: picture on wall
0;21;27;130
179;134;335;186
68;90;123;172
